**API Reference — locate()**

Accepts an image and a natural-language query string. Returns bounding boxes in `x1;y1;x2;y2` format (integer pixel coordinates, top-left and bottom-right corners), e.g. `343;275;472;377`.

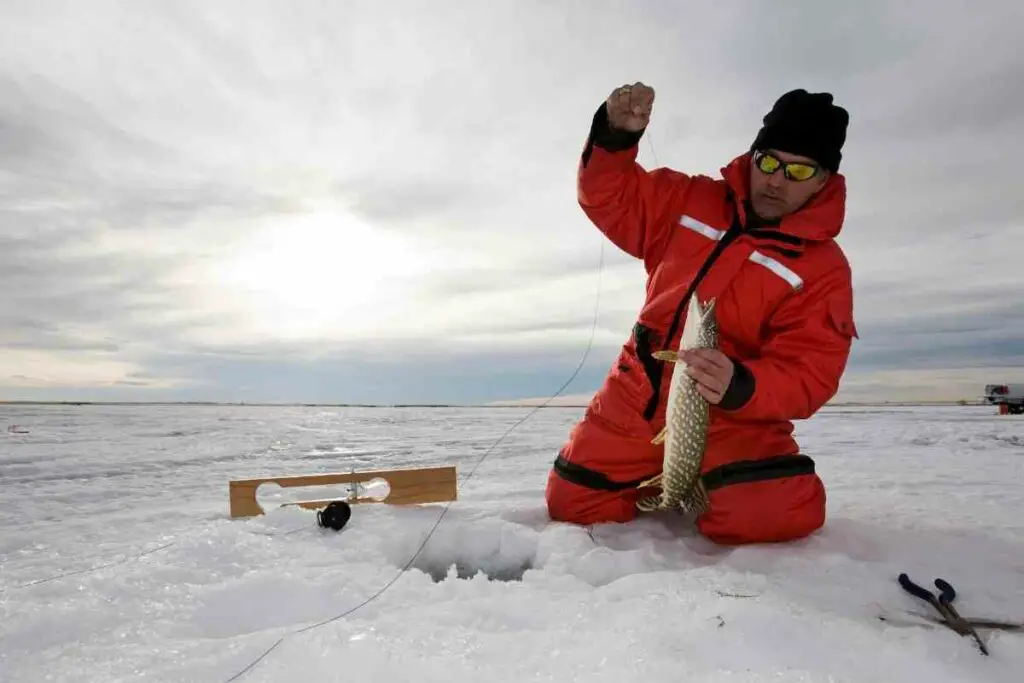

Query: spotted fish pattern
635;295;718;515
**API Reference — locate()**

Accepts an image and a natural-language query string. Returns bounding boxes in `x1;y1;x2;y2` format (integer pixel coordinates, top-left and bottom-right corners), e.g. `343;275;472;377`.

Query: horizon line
0;399;988;408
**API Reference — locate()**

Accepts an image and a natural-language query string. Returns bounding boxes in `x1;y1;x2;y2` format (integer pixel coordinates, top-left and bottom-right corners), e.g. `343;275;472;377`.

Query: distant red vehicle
984;384;1024;415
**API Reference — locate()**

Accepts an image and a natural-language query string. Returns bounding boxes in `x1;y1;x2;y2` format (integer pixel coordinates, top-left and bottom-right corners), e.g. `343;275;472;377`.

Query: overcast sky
1;0;1022;405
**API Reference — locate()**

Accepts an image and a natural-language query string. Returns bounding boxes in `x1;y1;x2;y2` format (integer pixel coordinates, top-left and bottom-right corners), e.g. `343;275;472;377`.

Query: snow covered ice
2;403;1022;682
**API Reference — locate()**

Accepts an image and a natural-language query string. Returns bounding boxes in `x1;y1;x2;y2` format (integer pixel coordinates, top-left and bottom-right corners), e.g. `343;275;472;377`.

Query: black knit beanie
750;89;849;172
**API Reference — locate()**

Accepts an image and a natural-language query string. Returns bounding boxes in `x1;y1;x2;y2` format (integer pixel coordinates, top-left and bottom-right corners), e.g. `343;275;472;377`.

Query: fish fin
693;480;711;514
638;473;662;489
651;350;679;363
636;473;664;511
635;494;663;512
651;426;667;445
678;480;711;515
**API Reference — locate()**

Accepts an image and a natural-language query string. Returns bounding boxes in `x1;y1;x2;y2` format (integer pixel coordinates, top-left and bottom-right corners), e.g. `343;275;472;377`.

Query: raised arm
577;83;696;273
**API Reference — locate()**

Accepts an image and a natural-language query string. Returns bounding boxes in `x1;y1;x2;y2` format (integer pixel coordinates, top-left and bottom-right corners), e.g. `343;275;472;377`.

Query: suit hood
720;152;847;242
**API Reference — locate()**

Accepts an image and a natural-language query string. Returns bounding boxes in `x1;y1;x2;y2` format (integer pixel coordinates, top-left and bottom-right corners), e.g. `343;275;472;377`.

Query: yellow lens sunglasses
753;150;820;182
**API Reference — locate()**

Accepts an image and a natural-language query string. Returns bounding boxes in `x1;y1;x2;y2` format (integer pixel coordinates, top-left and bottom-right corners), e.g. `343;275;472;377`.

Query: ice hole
387;522;538;583
410;557;535;583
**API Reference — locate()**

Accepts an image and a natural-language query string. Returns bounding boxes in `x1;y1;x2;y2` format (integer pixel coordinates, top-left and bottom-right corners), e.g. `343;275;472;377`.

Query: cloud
1;0;1022;404
834;366;1022;404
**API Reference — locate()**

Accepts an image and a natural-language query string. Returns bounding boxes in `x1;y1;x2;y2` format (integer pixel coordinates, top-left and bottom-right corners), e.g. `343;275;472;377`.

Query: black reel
317;500;352;531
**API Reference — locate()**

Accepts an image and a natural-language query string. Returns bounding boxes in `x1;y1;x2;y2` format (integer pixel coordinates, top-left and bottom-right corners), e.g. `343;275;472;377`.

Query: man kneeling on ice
546;84;858;545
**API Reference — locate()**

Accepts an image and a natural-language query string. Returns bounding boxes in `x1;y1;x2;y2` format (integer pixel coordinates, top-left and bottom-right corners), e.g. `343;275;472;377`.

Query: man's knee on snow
545;469;638;525
696;474;826;545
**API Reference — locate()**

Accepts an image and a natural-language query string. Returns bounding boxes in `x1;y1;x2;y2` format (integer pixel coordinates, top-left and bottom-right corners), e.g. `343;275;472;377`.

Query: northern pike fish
635;294;717;515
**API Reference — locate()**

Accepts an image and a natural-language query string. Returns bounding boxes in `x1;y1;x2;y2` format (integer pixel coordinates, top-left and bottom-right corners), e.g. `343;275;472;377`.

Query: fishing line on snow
8;429;328;593
221;129;659;683
8;131;660;680
223;241;605;682
9;542;176;590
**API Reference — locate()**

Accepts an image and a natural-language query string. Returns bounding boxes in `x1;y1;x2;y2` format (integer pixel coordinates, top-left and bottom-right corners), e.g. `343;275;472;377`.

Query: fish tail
679;480;711;515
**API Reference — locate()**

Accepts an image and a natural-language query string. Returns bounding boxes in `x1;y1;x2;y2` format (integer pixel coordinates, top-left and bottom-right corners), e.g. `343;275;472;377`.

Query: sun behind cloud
210;201;439;343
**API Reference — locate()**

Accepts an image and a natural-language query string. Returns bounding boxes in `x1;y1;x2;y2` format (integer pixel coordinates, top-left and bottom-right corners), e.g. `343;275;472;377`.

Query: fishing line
7;434;311;592
223;123;662;682
223;219;611;683
8;542;176;590
11;132;656;683
647;131;660;167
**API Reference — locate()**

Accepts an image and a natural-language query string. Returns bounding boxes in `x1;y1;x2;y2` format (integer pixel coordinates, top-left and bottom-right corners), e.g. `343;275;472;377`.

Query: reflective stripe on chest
679;214;803;291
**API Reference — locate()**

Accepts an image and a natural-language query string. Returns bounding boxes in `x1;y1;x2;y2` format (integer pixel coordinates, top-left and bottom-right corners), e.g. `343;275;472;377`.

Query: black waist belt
552;454;656;492
552;453;816;493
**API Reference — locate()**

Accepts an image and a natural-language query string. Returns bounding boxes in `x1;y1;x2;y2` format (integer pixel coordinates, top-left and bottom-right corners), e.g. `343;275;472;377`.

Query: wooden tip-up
228;464;458;519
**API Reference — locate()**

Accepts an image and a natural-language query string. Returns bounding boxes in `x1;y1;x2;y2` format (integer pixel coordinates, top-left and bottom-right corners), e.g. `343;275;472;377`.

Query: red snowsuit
545;104;858;544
